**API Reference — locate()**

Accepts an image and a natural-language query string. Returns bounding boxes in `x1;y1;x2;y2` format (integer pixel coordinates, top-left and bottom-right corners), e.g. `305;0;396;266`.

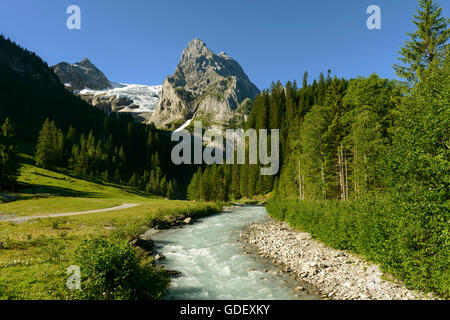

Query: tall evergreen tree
35;118;63;169
393;0;449;82
302;71;308;89
0;118;20;190
166;181;175;200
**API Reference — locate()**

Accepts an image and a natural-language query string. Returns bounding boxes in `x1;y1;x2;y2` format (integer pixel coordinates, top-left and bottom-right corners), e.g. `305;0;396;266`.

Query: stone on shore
239;219;435;300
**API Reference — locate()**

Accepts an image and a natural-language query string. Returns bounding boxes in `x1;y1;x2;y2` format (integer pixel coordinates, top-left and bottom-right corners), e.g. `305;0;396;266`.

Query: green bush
151;202;224;221
266;196;449;298
74;238;170;300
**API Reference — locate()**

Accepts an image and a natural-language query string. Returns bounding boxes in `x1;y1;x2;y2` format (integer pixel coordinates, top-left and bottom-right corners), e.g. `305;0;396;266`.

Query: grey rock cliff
150;39;259;129
52;58;111;92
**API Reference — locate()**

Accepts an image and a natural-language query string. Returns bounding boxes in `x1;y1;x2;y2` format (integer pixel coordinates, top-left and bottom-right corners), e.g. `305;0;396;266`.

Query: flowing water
152;206;316;300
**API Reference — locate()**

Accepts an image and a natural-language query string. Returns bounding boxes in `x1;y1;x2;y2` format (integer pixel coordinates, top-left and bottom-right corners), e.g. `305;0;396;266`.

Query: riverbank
240;219;437;300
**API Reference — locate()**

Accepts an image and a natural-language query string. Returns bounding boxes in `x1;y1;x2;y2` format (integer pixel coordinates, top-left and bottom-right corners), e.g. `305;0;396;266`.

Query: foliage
385;49;450;203
73;238;170;300
0;118;20;189
393;0;449;82
35;118;64;169
266;197;449;297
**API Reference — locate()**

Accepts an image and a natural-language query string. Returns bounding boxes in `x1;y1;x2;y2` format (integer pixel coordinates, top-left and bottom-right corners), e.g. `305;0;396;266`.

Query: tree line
34;118;182;199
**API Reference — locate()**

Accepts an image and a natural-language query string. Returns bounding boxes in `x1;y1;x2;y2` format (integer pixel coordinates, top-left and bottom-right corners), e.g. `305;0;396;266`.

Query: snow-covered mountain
52;59;161;122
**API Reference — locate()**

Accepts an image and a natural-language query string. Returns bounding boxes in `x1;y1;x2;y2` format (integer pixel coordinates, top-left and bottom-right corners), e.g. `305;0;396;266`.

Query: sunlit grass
0;162;222;299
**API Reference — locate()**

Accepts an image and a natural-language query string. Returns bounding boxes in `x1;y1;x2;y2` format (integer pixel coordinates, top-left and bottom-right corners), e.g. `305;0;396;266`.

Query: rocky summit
52;58;111;92
150;39;260;129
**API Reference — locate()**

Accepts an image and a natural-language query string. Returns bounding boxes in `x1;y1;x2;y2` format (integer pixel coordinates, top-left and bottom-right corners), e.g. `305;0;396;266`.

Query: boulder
295;233;312;241
155;254;166;261
128;236;154;252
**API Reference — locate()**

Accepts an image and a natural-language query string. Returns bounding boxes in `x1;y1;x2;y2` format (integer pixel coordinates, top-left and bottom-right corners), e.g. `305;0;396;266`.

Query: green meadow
0;158;222;299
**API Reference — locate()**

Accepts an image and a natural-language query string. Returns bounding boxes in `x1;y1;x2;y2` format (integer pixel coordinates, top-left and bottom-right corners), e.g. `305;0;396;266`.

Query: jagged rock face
52;58;111;92
150;39;259;129
78;92;137;112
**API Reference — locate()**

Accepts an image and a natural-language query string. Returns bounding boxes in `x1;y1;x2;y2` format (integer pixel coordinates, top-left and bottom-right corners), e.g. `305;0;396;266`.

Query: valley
0;0;448;302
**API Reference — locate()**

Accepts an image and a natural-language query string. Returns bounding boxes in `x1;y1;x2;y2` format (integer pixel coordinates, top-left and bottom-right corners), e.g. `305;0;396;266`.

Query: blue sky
0;0;448;89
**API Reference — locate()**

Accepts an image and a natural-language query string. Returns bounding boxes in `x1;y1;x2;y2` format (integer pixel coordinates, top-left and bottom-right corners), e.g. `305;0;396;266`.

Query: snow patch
79;83;162;113
174;118;193;132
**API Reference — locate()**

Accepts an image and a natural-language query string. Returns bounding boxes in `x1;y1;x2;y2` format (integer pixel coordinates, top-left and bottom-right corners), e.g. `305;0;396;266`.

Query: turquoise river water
152;206;316;300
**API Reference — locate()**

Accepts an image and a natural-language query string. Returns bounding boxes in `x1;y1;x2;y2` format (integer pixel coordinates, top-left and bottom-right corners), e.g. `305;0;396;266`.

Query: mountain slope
150;39;259;129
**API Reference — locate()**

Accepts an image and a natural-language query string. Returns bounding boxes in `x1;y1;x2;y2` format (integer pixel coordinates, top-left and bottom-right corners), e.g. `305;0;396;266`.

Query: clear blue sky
0;0;448;89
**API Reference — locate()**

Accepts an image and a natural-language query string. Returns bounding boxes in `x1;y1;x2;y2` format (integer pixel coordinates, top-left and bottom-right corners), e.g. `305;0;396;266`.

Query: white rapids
152;206;316;300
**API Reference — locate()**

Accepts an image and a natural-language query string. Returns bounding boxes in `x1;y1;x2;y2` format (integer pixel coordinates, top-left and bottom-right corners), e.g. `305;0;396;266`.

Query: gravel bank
240;219;436;300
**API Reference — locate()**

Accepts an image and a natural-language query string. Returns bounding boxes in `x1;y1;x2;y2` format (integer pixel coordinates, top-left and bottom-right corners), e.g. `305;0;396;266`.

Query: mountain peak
187;38;207;50
52;58;111;92
80;57;92;65
151;39;260;129
180;38;211;63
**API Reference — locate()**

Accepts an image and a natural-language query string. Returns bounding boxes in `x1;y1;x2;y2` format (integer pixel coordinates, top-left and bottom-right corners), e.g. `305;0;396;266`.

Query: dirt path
0;203;140;223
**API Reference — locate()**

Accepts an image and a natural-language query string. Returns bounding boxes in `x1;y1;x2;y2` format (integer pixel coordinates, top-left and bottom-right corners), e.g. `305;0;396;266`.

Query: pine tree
317;73;326;105
128;173;138;187
187;168;202;200
394;0;449;82
231;164;241;199
114;169;121;184
36;118;62;169
160;176;168;197
167;181;175;199
239;165;248;198
0;118;20;190
302;71;308;89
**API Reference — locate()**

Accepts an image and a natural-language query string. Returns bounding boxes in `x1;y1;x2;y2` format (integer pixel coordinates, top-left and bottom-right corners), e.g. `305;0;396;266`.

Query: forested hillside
0;35;195;197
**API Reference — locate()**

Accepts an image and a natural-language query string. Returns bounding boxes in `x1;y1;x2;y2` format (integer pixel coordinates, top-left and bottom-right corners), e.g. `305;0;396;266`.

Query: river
152;206;316;300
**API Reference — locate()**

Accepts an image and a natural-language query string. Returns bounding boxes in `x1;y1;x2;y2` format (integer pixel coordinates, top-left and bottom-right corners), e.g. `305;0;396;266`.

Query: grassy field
0;161;222;299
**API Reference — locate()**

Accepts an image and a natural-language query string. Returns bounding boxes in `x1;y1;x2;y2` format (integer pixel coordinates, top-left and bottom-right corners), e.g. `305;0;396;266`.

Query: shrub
38;239;66;263
74;238;169;300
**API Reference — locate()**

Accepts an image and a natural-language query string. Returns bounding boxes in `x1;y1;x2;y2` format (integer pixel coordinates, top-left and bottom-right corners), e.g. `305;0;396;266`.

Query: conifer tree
167;181;175;199
394;0;449;82
36;118;62;169
160;176;168;197
0;118;20;190
302;71;308;89
187;167;202;200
